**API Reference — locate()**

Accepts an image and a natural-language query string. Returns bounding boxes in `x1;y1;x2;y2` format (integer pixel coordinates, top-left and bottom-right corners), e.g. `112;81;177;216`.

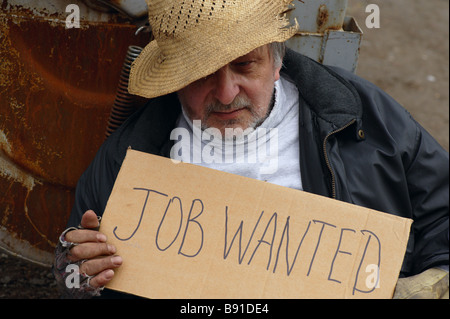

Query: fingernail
104;269;114;280
97;234;107;242
108;244;116;254
111;256;123;266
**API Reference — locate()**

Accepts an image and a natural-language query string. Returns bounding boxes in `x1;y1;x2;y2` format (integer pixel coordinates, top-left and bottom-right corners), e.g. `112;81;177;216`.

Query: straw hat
128;0;298;99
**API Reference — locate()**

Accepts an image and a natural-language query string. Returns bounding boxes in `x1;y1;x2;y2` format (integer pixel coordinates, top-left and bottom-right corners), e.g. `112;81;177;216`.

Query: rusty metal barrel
0;0;149;265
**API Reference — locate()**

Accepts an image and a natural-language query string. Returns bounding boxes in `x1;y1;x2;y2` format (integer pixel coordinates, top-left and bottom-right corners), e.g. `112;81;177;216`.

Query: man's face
177;45;282;135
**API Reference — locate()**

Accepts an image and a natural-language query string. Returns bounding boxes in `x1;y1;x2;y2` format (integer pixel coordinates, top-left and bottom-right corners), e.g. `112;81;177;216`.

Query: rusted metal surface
287;0;349;33
286;0;363;72
287;16;363;72
0;1;149;264
317;4;331;32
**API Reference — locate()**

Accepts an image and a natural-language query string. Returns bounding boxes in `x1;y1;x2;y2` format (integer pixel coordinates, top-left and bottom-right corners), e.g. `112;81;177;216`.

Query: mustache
206;95;252;113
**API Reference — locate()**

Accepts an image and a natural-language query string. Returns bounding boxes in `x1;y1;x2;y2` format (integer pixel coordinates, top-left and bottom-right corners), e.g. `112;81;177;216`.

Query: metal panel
285;0;362;72
287;0;349;32
286;17;363;73
322;17;363;72
287;32;324;62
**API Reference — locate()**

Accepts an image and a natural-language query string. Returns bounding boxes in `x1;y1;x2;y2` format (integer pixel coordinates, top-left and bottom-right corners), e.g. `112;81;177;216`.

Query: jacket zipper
322;119;357;199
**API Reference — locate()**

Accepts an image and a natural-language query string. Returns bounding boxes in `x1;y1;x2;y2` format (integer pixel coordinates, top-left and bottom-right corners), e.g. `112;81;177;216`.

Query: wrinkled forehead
238;45;272;59
212;44;274;71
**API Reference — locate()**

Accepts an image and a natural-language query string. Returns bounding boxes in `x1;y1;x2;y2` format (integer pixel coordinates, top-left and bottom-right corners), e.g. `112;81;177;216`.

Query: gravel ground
0;251;59;299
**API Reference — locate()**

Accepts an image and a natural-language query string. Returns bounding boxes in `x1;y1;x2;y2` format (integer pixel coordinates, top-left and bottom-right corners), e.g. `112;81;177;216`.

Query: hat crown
148;0;236;41
129;0;298;99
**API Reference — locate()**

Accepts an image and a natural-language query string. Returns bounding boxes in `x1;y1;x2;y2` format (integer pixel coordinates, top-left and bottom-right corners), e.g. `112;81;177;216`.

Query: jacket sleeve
356;75;449;275
330;66;449;276
66;135;122;228
404;119;449;274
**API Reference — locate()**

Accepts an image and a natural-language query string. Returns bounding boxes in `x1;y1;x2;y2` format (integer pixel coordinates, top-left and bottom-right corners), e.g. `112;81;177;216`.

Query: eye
231;60;255;73
233;61;253;67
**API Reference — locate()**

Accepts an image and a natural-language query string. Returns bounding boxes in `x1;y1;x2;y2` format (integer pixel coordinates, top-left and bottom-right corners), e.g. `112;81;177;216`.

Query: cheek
246;65;280;108
246;79;276;112
178;86;209;119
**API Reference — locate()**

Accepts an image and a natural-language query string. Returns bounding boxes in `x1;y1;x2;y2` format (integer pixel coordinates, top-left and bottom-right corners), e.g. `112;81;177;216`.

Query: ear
274;64;282;82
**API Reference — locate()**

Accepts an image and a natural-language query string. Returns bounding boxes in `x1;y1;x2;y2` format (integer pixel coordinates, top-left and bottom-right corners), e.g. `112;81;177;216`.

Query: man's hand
65;210;123;289
393;267;449;299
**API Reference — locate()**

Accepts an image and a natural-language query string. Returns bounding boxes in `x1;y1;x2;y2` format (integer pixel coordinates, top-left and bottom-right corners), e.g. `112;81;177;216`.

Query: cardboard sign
100;149;412;299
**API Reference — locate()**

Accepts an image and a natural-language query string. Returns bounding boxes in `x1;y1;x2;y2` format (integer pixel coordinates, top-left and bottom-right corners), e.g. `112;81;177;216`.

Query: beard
201;93;275;135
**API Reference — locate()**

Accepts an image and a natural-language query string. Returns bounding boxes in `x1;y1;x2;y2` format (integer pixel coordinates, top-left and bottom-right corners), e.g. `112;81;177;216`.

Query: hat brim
128;5;297;99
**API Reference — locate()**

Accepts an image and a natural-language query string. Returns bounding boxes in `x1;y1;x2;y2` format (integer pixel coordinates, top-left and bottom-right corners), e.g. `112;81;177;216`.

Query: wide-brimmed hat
128;0;298;99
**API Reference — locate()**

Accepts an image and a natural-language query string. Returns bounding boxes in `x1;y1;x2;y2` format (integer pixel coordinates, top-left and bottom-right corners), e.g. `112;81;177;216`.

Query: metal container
287;17;363;72
286;0;363;72
0;0;149;265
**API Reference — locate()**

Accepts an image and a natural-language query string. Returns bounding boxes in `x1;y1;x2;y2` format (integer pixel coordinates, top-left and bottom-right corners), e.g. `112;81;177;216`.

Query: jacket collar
282;48;363;130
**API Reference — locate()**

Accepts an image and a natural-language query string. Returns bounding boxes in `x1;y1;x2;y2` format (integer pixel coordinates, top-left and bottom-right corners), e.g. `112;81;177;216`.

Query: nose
211;66;240;105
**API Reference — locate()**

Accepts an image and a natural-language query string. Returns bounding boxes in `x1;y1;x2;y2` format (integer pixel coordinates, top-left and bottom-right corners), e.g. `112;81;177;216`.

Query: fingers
81;255;123;277
68;242;116;262
62;210;124;290
64;209;112;262
65;229;107;244
79;255;123;288
88;269;115;289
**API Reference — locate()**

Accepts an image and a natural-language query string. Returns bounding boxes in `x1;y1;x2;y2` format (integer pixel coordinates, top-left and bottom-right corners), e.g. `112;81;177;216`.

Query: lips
211;108;245;120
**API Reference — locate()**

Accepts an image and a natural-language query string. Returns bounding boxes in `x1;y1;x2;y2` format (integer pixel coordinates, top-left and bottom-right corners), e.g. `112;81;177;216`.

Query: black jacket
68;49;449;277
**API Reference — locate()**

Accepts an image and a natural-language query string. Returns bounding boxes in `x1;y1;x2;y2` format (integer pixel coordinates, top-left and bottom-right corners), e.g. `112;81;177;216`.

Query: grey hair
269;42;286;68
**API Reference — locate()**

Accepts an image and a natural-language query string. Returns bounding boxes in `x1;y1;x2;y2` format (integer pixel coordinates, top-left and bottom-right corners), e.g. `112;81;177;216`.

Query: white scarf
170;75;303;190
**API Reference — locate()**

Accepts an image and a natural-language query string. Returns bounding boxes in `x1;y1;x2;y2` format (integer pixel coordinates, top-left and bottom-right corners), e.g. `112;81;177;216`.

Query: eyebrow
233;50;265;63
233;45;269;62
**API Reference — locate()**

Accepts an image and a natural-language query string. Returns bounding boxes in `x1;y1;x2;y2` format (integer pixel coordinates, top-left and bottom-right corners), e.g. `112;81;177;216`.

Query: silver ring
59;227;80;249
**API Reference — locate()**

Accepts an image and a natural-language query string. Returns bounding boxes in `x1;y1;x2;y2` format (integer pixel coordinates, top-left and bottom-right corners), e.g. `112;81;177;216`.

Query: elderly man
54;0;448;299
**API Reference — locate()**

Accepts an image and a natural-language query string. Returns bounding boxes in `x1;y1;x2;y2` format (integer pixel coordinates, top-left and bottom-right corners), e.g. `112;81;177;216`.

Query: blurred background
0;0;448;298
348;0;449;151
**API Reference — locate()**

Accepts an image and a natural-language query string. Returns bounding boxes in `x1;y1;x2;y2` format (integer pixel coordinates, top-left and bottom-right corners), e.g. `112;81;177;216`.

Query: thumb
80;210;101;230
